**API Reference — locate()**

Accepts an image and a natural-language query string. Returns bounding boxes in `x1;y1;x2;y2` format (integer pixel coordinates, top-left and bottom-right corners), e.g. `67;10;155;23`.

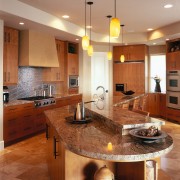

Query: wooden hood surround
19;30;59;67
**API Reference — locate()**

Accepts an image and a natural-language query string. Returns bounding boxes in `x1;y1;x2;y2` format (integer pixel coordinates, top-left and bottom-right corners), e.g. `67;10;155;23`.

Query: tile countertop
45;103;173;162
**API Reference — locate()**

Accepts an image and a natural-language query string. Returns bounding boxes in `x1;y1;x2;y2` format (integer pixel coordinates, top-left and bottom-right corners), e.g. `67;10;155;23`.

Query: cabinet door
114;45;146;61
3;27;18;85
128;45;146;60
159;94;166;118
56;40;65;81
68;53;79;75
166;53;176;70
147;93;160;116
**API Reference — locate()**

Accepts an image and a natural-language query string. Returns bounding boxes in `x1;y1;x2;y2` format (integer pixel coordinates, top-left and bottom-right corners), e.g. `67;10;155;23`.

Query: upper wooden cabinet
43;40;65;82
166;38;180;70
65;42;79;75
113;44;147;61
3;27;19;85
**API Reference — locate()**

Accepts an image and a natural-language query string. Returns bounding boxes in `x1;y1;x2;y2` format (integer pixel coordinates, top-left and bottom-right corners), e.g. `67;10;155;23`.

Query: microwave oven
167;91;180;109
167;70;180;91
69;75;79;88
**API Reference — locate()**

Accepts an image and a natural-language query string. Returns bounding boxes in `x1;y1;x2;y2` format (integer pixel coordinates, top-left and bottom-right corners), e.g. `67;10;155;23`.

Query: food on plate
137;126;159;137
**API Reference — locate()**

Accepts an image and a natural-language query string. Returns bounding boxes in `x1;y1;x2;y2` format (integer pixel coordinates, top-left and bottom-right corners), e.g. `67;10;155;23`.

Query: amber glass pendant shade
110;18;120;38
82;35;89;50
107;51;112;60
87;45;93;56
120;54;125;62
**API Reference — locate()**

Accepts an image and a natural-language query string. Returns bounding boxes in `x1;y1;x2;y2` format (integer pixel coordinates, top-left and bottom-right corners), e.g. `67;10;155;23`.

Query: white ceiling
0;0;180;45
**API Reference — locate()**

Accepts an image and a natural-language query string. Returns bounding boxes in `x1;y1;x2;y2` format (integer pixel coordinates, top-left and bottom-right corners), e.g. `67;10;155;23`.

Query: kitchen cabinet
166;38;180;70
3;27;19;85
159;93;167;118
3;103;34;145
113;44;147;61
166;108;180;123
113;63;145;95
65;42;79;75
147;93;160;116
46;121;65;180
3;95;82;146
43;40;65;82
68;87;79;94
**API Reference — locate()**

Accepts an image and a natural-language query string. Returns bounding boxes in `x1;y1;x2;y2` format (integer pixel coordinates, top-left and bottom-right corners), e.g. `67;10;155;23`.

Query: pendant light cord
85;0;87;35
115;0;116;17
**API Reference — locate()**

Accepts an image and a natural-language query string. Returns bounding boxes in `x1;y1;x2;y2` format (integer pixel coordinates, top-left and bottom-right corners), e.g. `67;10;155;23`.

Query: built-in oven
167;70;180;91
167;91;180;109
69;75;79;88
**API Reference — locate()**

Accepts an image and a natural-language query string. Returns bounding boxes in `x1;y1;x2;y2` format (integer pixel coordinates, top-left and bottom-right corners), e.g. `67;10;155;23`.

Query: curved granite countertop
45;105;173;162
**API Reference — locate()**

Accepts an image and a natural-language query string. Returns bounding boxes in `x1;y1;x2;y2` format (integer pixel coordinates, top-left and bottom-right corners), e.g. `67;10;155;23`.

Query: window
149;55;166;92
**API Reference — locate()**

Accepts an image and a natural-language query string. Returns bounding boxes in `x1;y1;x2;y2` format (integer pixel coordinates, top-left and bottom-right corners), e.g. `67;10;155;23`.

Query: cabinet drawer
3;126;22;141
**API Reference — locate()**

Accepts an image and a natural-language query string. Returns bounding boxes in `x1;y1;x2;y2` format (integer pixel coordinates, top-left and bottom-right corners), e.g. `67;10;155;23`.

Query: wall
149;45;166;55
0;19;4;150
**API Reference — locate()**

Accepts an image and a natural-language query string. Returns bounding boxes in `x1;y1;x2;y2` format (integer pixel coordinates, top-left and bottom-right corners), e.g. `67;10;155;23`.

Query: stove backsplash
7;67;57;101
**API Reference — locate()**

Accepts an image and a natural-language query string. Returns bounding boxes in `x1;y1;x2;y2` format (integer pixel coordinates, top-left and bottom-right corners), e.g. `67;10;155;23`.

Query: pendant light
82;0;89;50
120;24;125;62
87;1;93;56
110;0;120;38
107;15;112;60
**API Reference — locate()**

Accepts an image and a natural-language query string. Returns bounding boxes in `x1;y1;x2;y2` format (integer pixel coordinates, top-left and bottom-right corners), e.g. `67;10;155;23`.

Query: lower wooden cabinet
166;108;180;123
147;93;166;118
46;121;65;180
3;95;82;145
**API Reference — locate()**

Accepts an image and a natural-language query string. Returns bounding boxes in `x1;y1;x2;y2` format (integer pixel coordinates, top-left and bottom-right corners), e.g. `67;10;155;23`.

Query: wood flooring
0;120;179;180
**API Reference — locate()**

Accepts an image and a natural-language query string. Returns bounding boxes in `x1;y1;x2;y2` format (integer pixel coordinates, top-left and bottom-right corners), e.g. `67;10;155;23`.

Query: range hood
19;30;59;67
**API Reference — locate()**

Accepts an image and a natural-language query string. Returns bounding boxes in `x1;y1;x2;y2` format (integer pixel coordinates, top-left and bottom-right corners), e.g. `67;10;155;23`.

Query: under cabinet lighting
19;22;24;25
164;4;173;8
62;15;69;19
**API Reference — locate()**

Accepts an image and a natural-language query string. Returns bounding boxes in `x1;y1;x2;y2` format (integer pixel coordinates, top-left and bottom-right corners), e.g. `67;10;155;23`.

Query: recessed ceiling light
19;22;24;25
147;28;153;31
166;38;170;41
62;15;69;19
164;4;173;8
86;26;92;29
153;42;157;45
75;38;79;41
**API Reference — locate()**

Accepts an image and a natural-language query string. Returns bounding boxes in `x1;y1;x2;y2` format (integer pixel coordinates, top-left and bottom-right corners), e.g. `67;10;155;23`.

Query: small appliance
69;75;79;88
167;91;180;109
167;70;180;91
3;86;9;103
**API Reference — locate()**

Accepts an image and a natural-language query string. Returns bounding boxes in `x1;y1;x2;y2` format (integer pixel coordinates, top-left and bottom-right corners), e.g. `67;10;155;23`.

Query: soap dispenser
75;103;81;120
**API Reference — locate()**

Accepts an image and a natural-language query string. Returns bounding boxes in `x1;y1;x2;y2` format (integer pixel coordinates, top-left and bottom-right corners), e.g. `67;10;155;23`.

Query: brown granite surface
3;93;82;107
45;105;173;162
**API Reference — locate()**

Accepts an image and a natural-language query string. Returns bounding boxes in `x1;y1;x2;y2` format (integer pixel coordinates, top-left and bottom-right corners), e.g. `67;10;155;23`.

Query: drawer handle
23;115;32;118
46;124;49;140
53;136;59;159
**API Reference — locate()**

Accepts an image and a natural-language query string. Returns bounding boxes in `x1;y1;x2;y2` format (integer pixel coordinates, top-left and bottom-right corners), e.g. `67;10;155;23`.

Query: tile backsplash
7;67;56;101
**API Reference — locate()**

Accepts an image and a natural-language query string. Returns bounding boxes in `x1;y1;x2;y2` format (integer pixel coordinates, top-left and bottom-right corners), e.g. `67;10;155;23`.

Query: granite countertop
45;105;173;162
3;93;82;107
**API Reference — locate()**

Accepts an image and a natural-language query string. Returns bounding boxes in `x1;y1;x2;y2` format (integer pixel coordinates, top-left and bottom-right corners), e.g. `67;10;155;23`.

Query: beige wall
149;45;166;55
0;19;4;150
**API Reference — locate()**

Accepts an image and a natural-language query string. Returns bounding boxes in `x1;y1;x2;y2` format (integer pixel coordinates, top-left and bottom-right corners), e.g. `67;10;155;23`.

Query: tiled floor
0;120;179;180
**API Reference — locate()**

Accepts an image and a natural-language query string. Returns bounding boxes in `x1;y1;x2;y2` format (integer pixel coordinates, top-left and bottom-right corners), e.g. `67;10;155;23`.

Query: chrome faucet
96;86;107;100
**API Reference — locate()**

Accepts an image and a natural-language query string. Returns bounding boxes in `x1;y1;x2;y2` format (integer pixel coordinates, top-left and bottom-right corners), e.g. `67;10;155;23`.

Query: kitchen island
45;98;173;180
